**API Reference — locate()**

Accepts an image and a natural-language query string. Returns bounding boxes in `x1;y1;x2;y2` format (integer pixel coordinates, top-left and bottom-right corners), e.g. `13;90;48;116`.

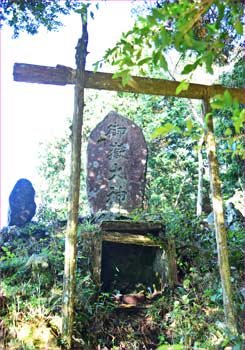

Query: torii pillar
60;11;88;348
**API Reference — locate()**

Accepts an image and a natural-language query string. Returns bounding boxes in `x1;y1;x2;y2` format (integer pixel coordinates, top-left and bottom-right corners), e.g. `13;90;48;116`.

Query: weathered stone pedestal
82;220;177;293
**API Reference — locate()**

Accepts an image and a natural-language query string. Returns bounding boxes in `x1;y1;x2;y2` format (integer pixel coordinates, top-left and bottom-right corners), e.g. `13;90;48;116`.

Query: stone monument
87;111;148;214
8;178;36;227
85;112;177;292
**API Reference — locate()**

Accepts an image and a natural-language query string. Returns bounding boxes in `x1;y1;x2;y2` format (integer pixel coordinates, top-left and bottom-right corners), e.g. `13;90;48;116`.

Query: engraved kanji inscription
106;123;127;138
107;142;128;160
87;111;148;213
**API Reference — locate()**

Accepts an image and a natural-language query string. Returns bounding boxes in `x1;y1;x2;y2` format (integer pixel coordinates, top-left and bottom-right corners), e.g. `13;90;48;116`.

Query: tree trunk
203;99;238;335
188;100;205;217
196;134;204;216
62;9;88;350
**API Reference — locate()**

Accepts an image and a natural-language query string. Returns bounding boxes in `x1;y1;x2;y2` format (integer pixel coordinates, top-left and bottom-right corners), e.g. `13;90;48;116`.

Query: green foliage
0;210;244;349
103;0;243;81
0;224;65;348
219;57;245;89
0;222;112;348
149;261;244;349
211;58;245;197
175;80;190;95
156;207;244;345
151;123;181;139
0;0;83;37
157;345;184;350
37;135;71;222
211;90;244;159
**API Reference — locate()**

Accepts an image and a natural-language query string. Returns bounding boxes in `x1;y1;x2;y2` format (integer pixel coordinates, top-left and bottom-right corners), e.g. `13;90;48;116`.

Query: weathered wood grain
13;63;245;103
14;63;76;85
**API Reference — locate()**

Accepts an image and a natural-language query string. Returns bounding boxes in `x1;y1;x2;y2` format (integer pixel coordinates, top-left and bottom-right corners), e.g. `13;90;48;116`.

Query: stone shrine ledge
80;219;177;289
82;220;166;246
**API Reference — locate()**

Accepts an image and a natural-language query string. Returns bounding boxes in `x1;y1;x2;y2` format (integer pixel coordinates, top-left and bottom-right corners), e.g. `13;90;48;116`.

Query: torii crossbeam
13;62;244;103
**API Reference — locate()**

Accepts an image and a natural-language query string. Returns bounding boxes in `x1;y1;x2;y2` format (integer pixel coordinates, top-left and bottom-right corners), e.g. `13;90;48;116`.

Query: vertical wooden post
92;234;102;285
166;238;178;289
203;99;238;335
196;134;204;216
62;8;88;349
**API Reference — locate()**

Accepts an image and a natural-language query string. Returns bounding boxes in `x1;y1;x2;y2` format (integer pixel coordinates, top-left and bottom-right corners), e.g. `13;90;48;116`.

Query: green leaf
152;123;181;139
123;56;134;66
121;40;133;53
181;64;195;75
222;149;233;153
205;112;212;124
233;97;239;110
159;54;168;71
138;57;151;66
183;33;193;47
153;33;161;47
153;50;162;65
136;48;143;60
181;294;190;304
160;27;171;47
210;94;224;109
204;51;214;74
223;90;232;107
232;109;245;133
206;23;216;34
181;59;200;74
121;71;131;87
92;60;103;73
224;128;232;136
186;119;193;131
147;15;156;26
141;25;151;36
210;101;224;109
157;345;184;350
176;80;190;95
112;70;131;86
235;21;243;35
152;7;166;21
174;31;183;50
218;2;225;16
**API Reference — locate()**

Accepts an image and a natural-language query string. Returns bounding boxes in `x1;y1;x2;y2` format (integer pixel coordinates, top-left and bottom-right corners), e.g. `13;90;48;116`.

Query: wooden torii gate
13;16;244;349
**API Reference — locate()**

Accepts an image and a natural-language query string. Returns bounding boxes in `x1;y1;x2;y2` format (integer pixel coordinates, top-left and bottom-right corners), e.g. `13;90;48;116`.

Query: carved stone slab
87;111;148;213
